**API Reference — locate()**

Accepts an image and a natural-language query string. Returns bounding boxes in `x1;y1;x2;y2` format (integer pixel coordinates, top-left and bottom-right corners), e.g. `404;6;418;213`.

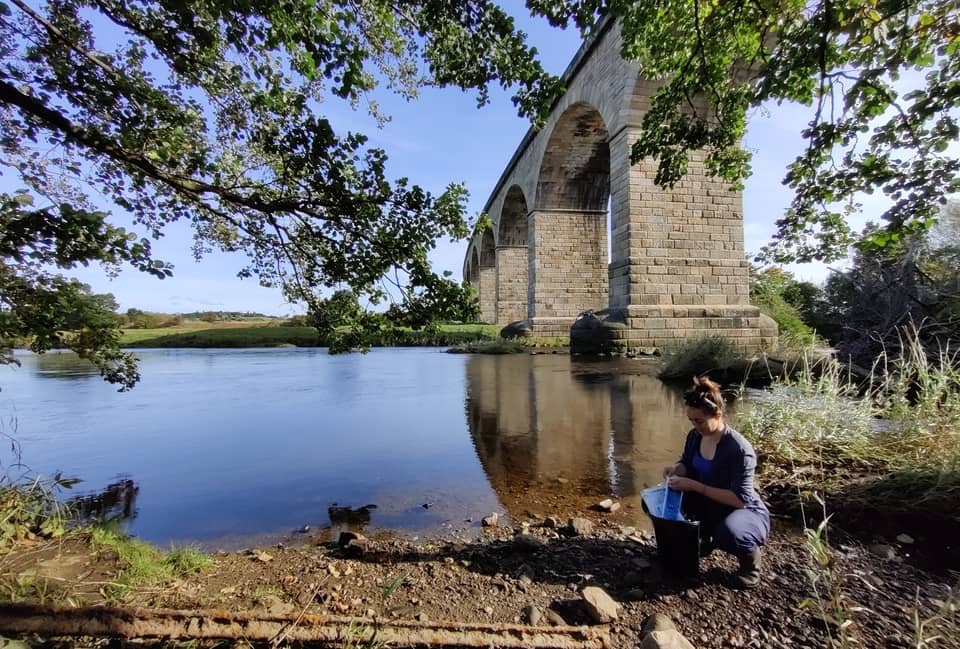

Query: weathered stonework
477;265;496;324
495;245;527;324
462;18;774;352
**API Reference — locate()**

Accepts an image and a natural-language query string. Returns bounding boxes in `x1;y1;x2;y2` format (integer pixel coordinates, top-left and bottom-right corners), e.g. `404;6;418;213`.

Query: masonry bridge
462;20;776;353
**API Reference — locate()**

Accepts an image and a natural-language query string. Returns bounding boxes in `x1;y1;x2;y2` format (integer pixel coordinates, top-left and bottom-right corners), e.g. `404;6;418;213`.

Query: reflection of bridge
464;355;686;520
462;19;775;351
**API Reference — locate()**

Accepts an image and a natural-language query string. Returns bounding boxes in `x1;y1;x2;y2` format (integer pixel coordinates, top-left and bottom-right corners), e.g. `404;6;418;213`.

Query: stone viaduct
462;19;775;352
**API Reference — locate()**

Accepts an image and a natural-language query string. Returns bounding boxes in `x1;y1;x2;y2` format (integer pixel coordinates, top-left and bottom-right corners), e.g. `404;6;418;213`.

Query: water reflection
68;478;139;524
465;355;689;520
33;352;101;380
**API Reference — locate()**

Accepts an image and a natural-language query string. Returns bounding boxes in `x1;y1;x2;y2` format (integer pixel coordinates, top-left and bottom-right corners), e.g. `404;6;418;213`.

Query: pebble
523;605;542;625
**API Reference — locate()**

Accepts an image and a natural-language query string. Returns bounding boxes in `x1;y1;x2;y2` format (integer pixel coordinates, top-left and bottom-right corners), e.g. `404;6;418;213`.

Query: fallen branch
0;603;610;648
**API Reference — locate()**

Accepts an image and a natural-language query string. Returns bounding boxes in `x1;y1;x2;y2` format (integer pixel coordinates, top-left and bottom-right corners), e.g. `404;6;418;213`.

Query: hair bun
684;375;724;414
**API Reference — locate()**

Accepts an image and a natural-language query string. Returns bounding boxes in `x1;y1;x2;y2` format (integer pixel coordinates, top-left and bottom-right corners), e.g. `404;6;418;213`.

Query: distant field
119;322;503;348
120;326;320;348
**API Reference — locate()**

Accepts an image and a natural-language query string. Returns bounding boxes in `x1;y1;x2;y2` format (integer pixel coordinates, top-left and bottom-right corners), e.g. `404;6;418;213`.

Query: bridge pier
526;208;608;337
495;245;527;324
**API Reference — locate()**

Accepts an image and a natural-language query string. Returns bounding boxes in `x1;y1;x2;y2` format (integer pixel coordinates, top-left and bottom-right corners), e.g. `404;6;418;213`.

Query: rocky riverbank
3;511;957;648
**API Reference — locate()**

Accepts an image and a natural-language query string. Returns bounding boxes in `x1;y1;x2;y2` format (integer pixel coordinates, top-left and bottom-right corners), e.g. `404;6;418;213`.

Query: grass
739;328;960;530
447;334;569;354
91;522;212;598
121;325;321;348
447;339;530;354
740;331;960;647
120;322;503;348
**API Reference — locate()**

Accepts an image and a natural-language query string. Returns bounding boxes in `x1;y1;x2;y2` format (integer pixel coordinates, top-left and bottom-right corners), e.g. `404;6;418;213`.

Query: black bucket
642;501;701;578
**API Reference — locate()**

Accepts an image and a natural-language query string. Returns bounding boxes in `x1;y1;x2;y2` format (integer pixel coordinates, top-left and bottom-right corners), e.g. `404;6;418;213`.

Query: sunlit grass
740;329;960;513
91;523;212;598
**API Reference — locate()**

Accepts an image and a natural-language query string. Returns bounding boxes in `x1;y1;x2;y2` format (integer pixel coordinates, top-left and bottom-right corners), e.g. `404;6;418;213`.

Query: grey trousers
684;494;770;556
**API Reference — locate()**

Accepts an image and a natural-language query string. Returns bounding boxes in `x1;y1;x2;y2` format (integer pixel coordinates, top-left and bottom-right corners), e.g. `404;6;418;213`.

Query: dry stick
269;582;322;649
0;603;611;649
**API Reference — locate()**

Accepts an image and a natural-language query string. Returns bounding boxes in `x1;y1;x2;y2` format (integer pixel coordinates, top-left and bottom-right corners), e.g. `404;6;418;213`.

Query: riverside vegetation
117;322;503;350
1;332;959;646
739;331;960;564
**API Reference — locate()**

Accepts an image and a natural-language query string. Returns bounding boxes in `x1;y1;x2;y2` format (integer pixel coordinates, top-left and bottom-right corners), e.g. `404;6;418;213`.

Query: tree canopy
0;0;560;386
2;0;957;387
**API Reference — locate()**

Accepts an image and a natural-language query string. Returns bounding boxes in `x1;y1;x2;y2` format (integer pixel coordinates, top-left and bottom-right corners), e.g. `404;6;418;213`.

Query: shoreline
2;511;955;648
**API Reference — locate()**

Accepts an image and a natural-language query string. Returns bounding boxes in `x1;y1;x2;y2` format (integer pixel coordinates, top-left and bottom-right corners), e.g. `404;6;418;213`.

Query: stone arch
479;229;496;268
527;102;610;327
495;186;530;324
467;247;479;283
497;185;528;247
535;102;611;212
475;230;497;323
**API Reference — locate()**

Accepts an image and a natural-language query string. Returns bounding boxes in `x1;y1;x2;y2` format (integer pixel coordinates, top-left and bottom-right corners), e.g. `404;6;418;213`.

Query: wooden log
0;603;610;648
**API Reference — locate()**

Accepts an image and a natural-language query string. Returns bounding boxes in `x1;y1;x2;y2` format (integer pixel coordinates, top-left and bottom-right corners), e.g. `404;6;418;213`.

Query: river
1;348;691;548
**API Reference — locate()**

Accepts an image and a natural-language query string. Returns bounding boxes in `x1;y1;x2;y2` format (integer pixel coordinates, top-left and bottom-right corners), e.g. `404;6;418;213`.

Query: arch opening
536;103;611;212
476;230;497;323
530;102;612;324
495;185;530;324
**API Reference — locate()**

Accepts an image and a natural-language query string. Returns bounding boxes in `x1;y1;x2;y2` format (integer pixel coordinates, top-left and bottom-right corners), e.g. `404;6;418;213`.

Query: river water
1;348;691;548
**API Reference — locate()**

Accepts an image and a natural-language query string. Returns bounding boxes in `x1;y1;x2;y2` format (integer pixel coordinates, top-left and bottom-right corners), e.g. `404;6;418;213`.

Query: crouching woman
663;376;770;588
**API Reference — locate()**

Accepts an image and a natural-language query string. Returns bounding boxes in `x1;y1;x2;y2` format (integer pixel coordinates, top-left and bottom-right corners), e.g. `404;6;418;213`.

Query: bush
658;335;742;380
750;267;819;347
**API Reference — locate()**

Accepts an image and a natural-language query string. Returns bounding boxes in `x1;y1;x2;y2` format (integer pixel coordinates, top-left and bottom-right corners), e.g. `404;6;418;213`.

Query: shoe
734;548;762;589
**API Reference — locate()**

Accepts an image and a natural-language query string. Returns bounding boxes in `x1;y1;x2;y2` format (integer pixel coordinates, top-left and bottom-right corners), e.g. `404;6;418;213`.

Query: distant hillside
177;310;278;320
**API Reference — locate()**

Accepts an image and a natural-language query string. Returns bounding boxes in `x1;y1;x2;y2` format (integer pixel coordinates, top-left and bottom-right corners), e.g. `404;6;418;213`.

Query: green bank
119;324;504;349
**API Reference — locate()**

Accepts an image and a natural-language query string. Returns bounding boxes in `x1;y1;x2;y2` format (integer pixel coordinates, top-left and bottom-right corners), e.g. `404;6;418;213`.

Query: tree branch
0;80;331;216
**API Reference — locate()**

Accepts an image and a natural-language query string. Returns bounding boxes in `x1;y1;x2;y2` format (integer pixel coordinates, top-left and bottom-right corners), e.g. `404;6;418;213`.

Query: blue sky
2;7;891;315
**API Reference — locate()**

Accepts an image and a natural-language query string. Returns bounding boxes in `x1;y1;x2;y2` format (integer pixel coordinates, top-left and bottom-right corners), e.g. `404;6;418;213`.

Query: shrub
658;335;742;380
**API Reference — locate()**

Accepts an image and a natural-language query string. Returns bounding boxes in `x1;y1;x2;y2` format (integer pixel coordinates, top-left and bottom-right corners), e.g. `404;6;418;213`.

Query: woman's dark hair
683;376;724;416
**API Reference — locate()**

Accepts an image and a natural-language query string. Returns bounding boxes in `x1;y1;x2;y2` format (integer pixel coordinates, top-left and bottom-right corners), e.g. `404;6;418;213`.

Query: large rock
566;517;594;537
337;531;366;547
580;586;620;623
639;614;696;649
522;605;543;625
500;321;532;339
640;613;677;635
569;309;627;355
640;630;697;649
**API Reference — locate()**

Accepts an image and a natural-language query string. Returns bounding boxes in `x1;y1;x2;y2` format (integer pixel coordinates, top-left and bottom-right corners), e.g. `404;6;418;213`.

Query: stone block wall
528;209;608;326
496;245;528;323
478;266;496;324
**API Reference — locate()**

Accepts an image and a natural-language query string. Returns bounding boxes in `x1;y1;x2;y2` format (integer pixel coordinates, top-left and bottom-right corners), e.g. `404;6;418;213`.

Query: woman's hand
667;476;703;493
662;463;686;479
